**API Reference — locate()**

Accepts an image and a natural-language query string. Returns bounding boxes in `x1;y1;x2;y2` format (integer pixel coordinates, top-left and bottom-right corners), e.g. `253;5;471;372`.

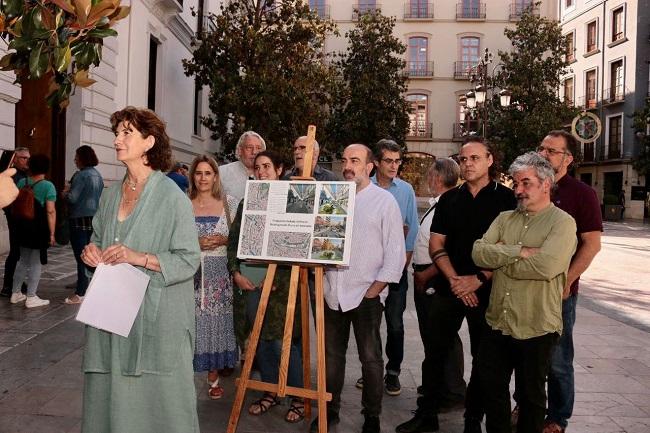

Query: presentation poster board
237;180;356;265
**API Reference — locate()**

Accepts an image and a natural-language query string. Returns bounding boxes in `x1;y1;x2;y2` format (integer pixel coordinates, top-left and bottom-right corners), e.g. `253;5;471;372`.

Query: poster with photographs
237;180;356;265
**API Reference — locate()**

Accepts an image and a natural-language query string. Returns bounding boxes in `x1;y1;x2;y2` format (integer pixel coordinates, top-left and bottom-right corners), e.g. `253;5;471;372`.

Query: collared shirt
553;174;602;294
67;167;104;218
283;164;341;181
371;175;419;252
324;183;406;312
219;160;252;202
430;181;517;300
413;196;438;265
472;204;577;339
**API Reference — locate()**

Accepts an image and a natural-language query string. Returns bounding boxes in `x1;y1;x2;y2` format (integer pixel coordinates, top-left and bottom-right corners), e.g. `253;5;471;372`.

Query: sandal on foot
248;393;279;416
208;378;224;400
285;398;305;423
207;371;219;385
63;295;84;305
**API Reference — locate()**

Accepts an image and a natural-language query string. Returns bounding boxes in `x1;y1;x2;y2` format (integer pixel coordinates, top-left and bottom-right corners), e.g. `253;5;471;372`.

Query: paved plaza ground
0;220;649;433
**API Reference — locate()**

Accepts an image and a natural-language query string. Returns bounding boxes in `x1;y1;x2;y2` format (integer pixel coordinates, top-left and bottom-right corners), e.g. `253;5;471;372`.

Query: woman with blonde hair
188;154;240;399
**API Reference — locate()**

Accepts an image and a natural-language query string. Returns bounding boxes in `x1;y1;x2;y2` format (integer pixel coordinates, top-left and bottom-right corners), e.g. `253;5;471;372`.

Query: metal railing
603;85;625;104
456;3;486;19
404;61;434;78
352;3;381;19
403;2;434;19
509;2;539;20
452;123;465;140
311;3;331;19
407;122;433;138
577;95;598;110
197;14;216;36
454;61;478;79
608;143;622;160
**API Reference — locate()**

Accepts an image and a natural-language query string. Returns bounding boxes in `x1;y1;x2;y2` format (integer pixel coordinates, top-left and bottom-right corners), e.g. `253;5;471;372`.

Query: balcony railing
353;3;381;19
577;95;598;110
408;122;433;138
608;144;622;160
509;2;539;20
563;96;575;107
311;3;331;19
404;61;434;78
583;142;595;162
456;3;486;20
454;61;477;79
452;123;465;140
603;85;625;104
197;14;216;36
403;2;434;19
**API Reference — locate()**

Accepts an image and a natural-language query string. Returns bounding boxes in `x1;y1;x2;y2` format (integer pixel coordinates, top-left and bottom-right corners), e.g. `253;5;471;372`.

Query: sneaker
25;295;49;308
10;292;27;304
356;377;364;389
309;411;340;433
362;415;380;433
385;373;401;396
395;413;439;433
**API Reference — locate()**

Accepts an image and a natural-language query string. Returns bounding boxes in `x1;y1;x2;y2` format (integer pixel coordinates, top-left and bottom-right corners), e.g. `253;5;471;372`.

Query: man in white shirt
310;144;405;433
219;131;266;201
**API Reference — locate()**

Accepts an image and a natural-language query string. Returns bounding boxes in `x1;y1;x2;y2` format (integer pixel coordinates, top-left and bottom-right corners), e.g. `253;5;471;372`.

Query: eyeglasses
381;158;402;166
458;155;488;164
537;145;567;156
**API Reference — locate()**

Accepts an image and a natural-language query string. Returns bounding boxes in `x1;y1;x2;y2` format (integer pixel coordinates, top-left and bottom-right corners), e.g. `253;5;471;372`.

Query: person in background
79;106;200;433
220;131;266;201
227;150;305;423
283;136;340;181
1;147;30;297
167;161;189;192
10;154;56;308
188;154;239;400
63;145;104;304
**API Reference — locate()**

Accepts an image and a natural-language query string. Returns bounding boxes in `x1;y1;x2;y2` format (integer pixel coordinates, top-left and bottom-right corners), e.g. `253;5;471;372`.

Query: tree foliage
631;101;650;177
0;0;130;108
325;10;409;151
489;4;579;166
182;0;337;159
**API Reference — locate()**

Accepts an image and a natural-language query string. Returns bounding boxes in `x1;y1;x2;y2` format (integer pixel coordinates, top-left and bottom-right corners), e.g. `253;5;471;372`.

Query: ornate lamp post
459;48;512;137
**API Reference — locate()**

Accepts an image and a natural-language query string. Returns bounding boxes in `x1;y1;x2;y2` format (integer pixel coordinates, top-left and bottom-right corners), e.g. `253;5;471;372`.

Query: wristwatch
476;271;488;284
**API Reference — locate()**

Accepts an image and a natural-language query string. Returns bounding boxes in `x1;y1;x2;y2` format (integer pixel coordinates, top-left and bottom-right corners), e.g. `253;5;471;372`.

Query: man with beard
312;144;405;433
396;137;516;433
472;152;577;433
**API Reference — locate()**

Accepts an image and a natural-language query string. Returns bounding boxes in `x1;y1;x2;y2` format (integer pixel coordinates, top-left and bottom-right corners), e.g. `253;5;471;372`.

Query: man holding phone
1;147;31;297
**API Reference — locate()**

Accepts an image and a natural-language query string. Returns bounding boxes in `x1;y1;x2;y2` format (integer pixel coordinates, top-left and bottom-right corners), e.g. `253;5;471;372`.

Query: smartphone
0;150;15;172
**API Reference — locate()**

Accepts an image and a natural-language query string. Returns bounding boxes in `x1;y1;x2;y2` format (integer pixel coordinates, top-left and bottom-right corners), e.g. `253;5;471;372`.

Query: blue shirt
371;175;419;252
167;171;189;192
66;167;104;218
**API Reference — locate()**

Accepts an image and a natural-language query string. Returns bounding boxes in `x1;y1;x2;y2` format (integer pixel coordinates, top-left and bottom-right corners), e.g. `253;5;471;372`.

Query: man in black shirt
396;138;516;433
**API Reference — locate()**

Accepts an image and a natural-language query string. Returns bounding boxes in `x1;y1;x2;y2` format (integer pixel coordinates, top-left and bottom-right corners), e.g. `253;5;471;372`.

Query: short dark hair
374;139;402;161
461;136;501;180
75;145;98;168
546;130;579;156
254;150;285;174
110;106;172;172
28;154;50;175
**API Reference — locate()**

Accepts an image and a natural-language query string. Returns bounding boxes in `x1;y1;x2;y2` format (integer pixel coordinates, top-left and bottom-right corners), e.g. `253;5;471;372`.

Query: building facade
0;0;221;251
560;0;649;220
316;0;557;194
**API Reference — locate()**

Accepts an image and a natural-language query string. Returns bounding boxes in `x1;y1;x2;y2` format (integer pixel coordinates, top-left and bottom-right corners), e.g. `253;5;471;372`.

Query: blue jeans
256;339;303;389
385;270;408;375
546;294;577;427
70;224;93;296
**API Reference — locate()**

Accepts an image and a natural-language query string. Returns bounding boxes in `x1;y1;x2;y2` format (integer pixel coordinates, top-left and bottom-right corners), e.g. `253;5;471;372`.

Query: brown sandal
285;398;305;423
208;377;224;400
248;393;279;415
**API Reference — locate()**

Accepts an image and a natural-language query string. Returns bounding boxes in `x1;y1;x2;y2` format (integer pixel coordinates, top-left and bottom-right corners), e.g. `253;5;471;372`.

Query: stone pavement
0;221;649;433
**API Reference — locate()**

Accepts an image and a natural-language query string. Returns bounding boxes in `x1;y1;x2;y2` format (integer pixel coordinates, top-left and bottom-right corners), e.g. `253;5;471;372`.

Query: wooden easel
227;126;332;433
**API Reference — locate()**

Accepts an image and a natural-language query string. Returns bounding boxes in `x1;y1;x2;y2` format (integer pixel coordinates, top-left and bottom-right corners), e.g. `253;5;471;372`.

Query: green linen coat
82;170;201;433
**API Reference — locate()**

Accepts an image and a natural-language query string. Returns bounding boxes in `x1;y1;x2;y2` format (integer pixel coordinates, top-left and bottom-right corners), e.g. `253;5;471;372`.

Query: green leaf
86;27;117;39
29;41;48;79
54;45;72;72
0;53;16;70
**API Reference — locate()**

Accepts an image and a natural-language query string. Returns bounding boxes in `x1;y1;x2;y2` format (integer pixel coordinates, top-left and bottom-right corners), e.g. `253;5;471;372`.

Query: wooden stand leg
278;266;300;397
300;268;312;417
314;266;328;433
226;264;277;433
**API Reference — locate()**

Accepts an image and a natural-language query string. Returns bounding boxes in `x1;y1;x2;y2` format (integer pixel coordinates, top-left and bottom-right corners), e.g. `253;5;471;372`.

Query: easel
227;126;332;433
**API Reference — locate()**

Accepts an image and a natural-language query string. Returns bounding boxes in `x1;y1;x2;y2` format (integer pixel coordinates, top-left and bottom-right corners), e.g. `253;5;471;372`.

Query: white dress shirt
324;183;406;312
219;160;251;202
412;196;439;265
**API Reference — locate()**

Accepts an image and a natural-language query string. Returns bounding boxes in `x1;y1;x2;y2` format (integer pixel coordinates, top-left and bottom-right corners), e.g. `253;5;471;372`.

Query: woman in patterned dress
188;154;239;399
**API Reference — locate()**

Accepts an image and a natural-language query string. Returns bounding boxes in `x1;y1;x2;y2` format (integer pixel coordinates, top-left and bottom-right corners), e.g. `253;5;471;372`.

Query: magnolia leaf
87;0;119;26
0;15;5;33
49;0;76;15
54;45;72;72
0;53;16;70
86;27;117;39
28;42;47;78
108;5;130;25
73;0;92;26
40;5;57;31
74;69;96;87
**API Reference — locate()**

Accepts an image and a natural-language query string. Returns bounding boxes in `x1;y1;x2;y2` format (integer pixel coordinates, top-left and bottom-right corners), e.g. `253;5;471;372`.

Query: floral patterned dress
192;195;239;372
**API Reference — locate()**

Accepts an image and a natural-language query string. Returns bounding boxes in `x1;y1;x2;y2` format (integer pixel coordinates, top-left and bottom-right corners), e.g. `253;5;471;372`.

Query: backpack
11;180;42;220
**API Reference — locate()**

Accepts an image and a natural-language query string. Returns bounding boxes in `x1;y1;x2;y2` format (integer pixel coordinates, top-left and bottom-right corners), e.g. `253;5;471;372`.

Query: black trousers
478;328;559;433
2;214;21;291
417;292;488;421
414;287;466;402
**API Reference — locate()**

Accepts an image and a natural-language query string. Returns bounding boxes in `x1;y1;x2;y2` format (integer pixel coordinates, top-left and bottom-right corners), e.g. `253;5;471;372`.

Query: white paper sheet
75;263;150;337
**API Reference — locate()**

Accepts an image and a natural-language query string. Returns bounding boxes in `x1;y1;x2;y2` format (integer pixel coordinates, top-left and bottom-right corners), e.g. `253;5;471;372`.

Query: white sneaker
25;295;50;308
10;293;27;304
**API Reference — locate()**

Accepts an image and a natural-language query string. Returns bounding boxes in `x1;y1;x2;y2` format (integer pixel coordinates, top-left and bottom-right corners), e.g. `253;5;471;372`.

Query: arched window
407;94;429;137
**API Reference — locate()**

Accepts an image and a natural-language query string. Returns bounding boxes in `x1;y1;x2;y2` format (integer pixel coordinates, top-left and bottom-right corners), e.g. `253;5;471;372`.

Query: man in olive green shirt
471;152;576;433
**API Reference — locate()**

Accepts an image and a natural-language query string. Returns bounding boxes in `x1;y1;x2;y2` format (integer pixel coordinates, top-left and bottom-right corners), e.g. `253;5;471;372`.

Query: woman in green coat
80;107;200;433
